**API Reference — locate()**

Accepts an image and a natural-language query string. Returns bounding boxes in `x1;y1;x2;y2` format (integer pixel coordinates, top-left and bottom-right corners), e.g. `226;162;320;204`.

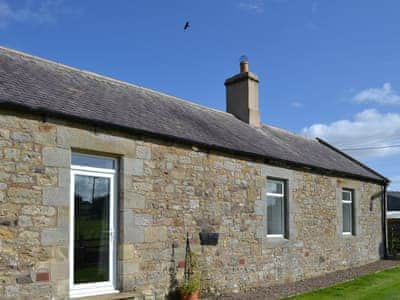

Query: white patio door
70;154;118;298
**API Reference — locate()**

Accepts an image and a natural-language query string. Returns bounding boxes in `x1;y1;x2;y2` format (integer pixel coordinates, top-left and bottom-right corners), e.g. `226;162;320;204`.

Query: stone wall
0;111;384;299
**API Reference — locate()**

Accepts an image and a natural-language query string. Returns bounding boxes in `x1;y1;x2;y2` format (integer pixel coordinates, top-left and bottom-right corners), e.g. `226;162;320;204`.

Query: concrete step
77;292;142;300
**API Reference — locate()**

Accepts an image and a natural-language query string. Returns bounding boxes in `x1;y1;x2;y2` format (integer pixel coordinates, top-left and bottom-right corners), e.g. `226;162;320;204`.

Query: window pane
343;202;352;233
72;153;116;169
342;191;351;201
267;195;284;235
267;181;283;194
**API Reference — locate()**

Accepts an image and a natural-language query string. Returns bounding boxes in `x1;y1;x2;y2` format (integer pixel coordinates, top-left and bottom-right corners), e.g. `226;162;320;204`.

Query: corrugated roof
0;47;387;183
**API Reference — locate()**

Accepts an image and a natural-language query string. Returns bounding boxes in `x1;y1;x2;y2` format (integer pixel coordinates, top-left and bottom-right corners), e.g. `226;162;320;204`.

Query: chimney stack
225;56;261;127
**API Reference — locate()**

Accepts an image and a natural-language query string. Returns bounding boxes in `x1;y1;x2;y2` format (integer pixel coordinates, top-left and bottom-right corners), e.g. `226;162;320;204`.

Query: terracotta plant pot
181;290;199;300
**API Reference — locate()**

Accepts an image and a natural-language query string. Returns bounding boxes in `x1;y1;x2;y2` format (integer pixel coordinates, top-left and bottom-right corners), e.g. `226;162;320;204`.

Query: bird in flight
184;21;190;31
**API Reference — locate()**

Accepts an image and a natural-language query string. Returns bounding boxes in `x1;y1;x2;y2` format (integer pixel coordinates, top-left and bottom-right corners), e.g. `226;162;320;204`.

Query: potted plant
179;276;200;300
179;233;201;300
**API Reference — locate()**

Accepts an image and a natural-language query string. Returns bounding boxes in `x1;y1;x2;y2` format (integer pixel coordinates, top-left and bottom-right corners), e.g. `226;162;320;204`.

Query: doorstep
76;292;142;300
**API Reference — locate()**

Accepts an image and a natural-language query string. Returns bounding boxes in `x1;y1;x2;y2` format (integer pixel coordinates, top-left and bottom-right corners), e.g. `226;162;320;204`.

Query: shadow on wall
167;242;180;300
370;190;384;212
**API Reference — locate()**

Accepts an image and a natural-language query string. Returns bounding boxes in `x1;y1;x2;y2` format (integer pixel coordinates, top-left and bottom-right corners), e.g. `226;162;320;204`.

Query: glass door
70;154;117;298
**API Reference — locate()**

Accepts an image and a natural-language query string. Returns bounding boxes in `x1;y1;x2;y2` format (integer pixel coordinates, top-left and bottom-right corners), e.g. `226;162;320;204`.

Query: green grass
288;267;400;300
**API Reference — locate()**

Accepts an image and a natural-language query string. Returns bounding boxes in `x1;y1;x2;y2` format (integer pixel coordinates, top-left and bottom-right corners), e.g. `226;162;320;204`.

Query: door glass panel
74;175;110;284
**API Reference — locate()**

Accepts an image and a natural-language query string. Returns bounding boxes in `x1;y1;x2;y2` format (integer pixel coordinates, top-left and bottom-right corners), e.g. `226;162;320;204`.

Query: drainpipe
382;183;388;258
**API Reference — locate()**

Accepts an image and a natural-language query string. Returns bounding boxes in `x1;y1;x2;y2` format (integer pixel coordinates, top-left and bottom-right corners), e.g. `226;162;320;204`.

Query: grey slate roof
0;47;387;183
388;192;400;211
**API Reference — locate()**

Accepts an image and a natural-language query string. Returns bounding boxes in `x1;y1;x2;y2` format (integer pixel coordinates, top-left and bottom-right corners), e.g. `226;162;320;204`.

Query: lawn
288;267;400;300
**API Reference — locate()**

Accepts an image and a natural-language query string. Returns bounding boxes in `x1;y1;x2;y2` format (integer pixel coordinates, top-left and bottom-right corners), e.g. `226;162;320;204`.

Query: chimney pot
239;55;249;73
240;61;249;73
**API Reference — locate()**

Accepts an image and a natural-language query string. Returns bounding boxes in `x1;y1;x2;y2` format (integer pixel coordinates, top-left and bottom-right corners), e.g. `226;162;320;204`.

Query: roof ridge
0;46;232;117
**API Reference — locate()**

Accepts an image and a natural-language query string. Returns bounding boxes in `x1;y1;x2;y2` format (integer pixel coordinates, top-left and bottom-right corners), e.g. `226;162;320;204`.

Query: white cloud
389;176;400;191
0;0;72;28
291;101;303;108
238;0;264;13
301;109;400;158
311;0;318;14
353;82;400;105
0;1;12;27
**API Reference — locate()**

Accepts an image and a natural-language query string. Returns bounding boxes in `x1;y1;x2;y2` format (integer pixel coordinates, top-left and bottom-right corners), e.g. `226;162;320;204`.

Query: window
266;179;287;237
342;189;354;235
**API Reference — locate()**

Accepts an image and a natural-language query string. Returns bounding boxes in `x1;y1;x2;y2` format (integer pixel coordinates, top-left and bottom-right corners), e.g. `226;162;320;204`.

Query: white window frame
266;179;286;238
342;189;353;235
69;156;119;298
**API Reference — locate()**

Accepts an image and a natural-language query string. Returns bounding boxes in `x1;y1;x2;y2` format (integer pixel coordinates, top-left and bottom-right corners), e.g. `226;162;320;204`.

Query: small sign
199;232;219;246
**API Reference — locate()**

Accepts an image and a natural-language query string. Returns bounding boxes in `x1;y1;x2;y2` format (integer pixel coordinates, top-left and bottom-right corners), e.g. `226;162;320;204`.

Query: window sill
263;236;290;248
342;232;355;238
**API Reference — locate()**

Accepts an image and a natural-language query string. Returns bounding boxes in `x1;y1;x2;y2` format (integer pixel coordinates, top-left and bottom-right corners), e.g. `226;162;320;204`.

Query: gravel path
204;259;400;300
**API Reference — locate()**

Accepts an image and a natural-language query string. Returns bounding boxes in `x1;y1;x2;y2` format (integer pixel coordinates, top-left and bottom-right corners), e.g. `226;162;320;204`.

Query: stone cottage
0;47;389;299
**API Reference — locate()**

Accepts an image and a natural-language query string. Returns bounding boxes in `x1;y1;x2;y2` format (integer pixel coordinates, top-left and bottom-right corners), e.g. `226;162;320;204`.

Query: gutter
382;183;388;258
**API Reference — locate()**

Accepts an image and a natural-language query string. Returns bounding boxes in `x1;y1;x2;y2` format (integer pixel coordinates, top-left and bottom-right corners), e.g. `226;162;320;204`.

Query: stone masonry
0;111;383;299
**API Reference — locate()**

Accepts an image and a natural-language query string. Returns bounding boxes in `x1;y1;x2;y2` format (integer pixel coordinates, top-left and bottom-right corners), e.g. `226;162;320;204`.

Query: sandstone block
18;215;33;227
125;193;146;209
43;147;70;167
144;227;167;243
50;261;69;280
18;230;40;245
134;214;153;226
8;187;41;204
132;159;144;176
165;184;175;193
22;205;56;216
123;211;145;244
189;200;199;209
16;274;33;284
4;148;19;160
41;228;68;246
57;207;69;228
121;261;140;275
4;286;18;298
58;168;70;187
224;160;236;171
33;215;56;227
0;128;9;139
136;145;151;160
43;187;69;206
124;158;144;176
254;200;265;216
0;227;14;239
11;132;31;143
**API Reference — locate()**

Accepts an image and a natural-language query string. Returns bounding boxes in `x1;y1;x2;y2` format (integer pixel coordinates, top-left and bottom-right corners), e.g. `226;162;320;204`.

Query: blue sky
1;0;400;188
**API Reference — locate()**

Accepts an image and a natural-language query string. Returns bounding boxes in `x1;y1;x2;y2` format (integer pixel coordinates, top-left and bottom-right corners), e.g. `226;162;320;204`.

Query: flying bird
184;21;190;31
